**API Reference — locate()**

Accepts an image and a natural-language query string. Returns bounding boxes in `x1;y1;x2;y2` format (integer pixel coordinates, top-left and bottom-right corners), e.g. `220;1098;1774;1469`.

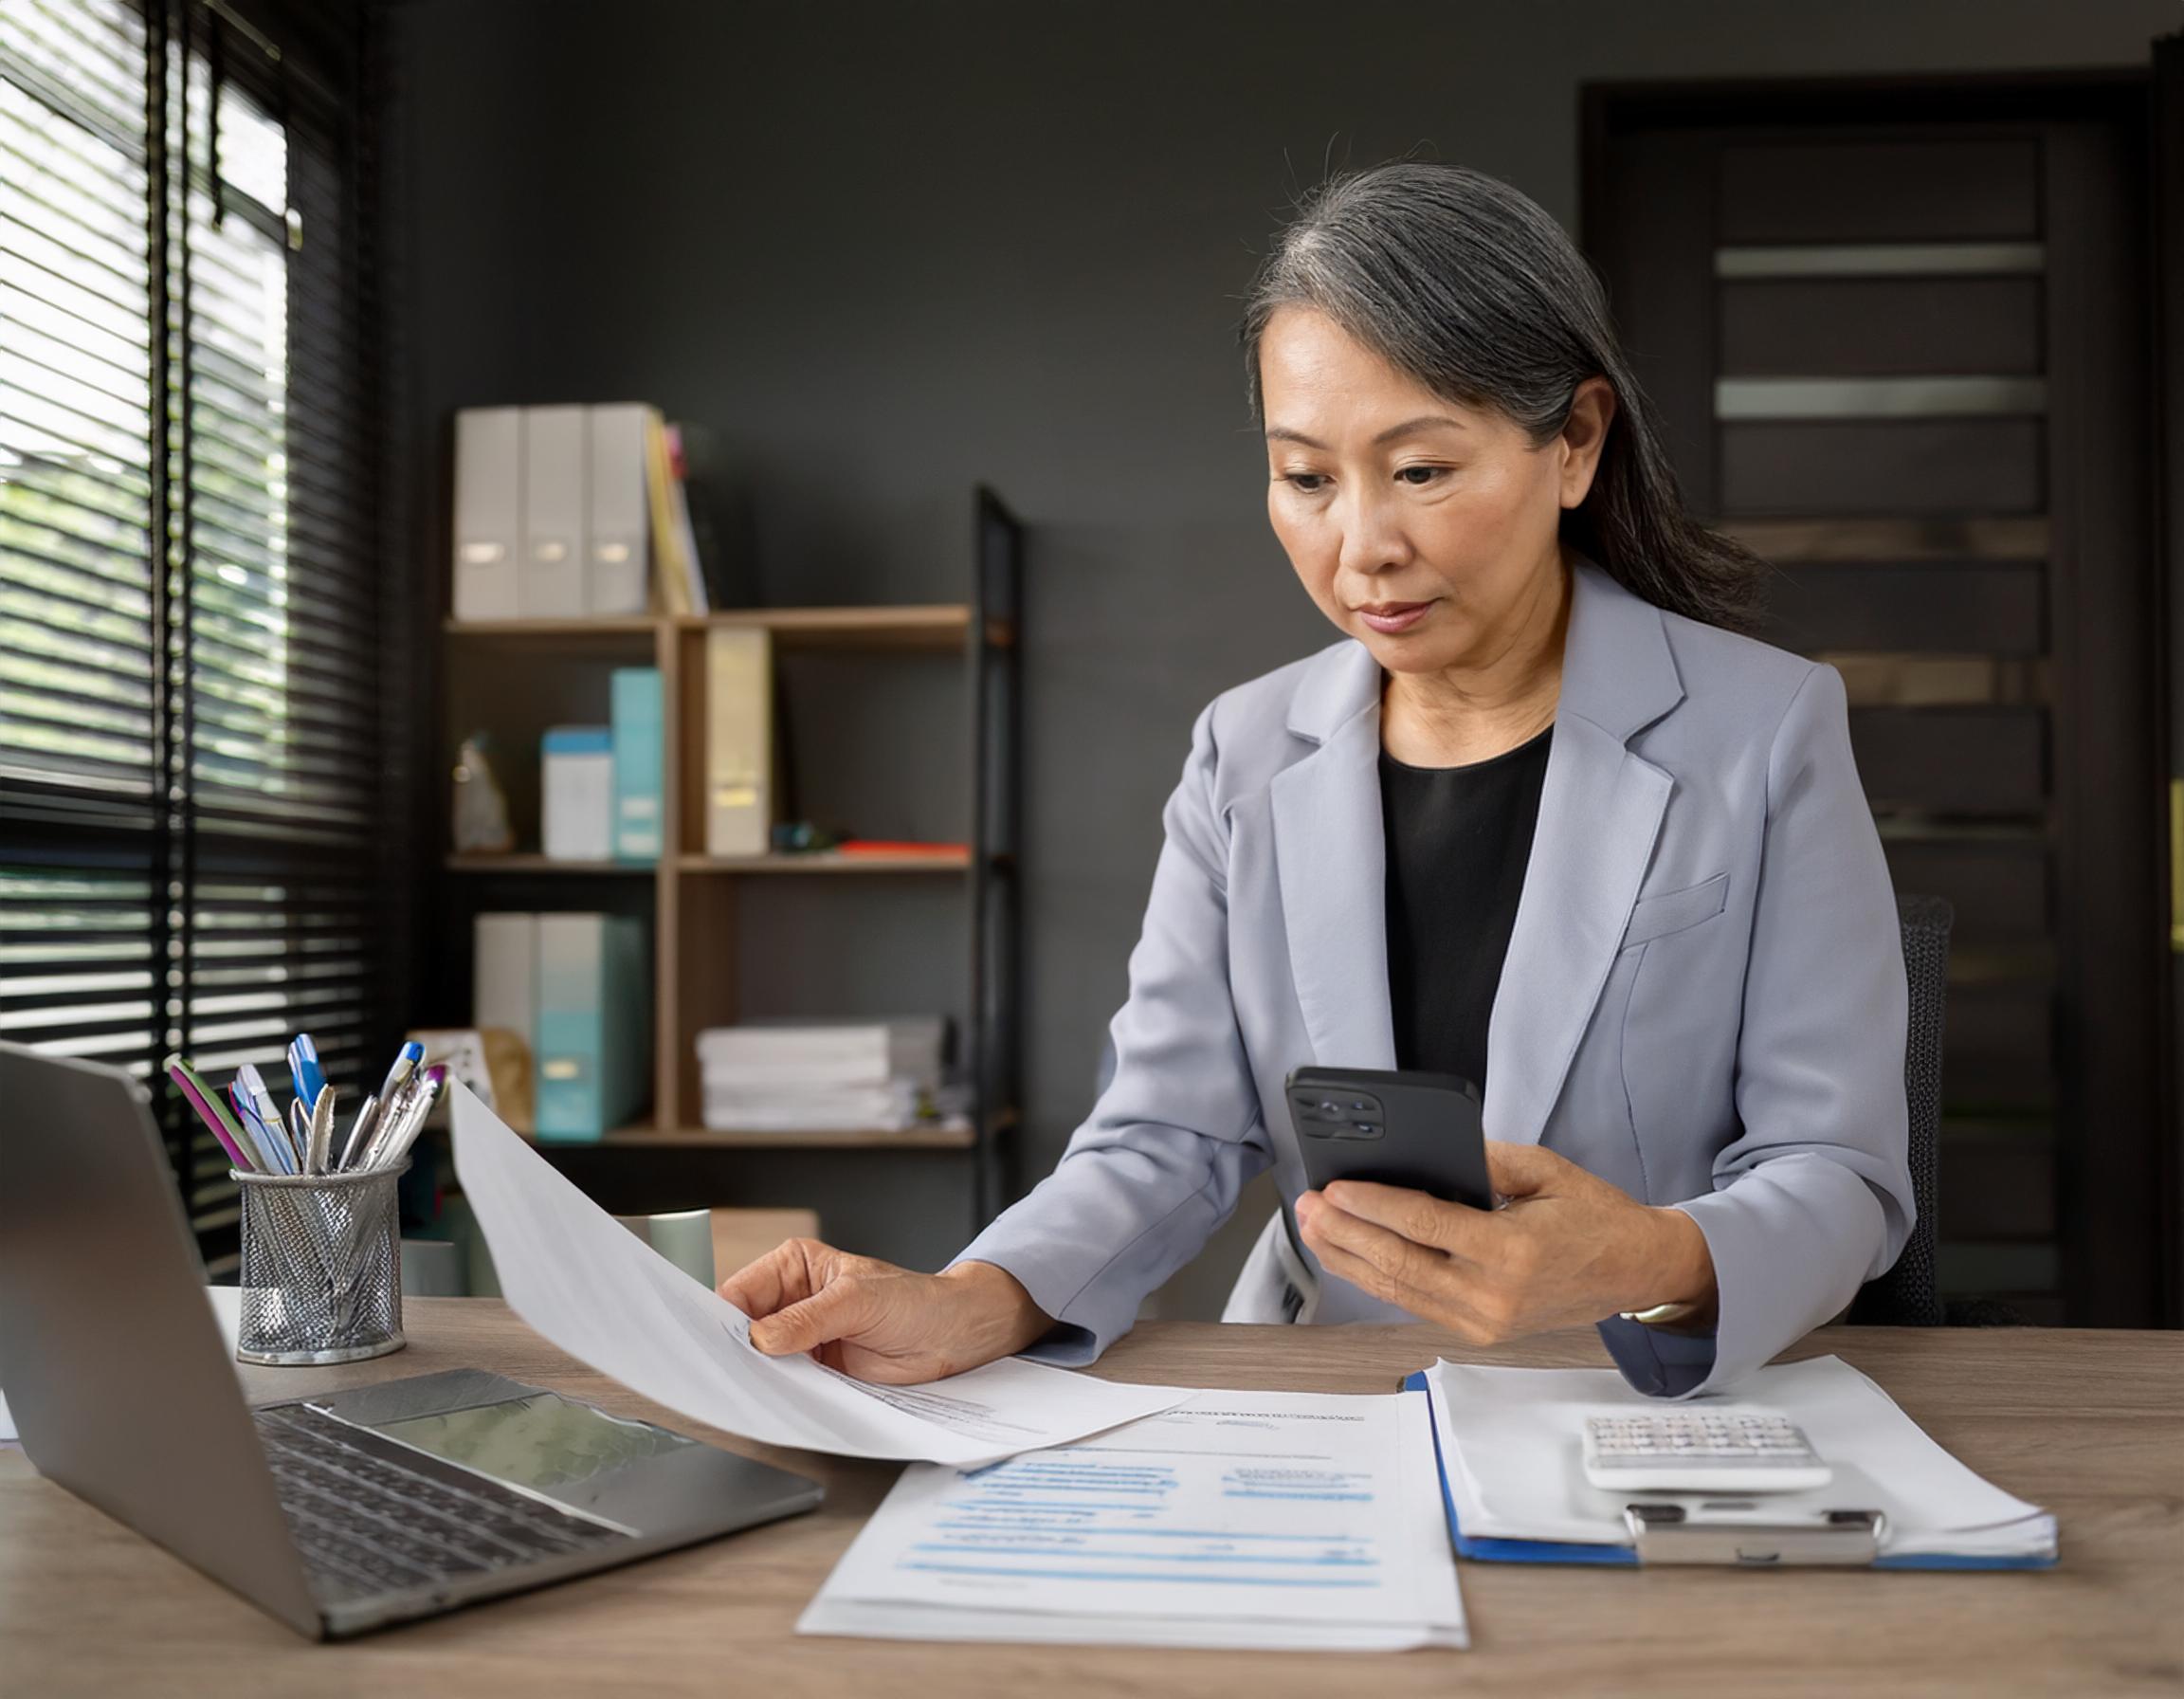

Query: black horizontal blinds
0;1;157;827
0;2;163;1105
1;0;400;1275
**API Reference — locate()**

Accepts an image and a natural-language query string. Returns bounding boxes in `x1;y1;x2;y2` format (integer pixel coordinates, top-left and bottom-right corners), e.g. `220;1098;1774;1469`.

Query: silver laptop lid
0;1043;319;1635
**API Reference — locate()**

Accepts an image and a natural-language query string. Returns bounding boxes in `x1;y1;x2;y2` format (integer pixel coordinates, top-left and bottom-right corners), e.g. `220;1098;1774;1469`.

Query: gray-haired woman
719;161;1912;1399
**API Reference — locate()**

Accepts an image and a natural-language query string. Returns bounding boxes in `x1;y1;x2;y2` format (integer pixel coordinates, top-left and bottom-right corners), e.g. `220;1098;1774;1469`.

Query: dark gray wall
390;0;2170;1307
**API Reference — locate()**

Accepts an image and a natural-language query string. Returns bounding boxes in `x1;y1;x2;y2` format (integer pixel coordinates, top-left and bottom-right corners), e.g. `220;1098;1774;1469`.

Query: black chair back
1847;895;1952;1325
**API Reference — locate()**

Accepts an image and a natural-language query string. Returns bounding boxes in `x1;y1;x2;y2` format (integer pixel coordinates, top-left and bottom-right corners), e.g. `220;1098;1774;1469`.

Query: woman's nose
1334;489;1412;579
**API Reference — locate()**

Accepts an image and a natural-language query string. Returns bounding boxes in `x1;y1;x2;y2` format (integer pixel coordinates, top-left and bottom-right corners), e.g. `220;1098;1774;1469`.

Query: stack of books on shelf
450;400;715;619
696;1018;962;1134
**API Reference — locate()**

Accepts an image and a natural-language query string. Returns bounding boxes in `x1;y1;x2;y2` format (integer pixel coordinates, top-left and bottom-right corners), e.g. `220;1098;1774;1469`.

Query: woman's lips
1355;599;1435;634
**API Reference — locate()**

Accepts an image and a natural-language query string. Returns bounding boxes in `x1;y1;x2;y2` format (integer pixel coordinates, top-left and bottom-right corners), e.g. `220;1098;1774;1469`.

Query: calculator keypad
1586;1413;1818;1466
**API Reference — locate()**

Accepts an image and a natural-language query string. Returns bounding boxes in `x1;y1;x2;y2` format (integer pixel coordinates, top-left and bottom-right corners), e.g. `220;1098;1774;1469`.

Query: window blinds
0;0;404;1275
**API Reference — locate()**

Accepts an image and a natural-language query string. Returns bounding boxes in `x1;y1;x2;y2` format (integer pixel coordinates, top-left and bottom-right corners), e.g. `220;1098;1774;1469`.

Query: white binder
520;404;588;617
584;403;652;615
472;912;538;1054
450;407;522;620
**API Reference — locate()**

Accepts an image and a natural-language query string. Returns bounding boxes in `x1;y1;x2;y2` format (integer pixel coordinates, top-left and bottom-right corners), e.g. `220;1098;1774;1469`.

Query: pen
367;1065;445;1173
334;1092;379;1174
223;1076;293;1174
235;1064;283;1156
286;1033;326;1118
346;1054;413;1169
287;1098;314;1173
375;1040;424;1104
357;1057;435;1171
167;1058;261;1174
305;1083;337;1176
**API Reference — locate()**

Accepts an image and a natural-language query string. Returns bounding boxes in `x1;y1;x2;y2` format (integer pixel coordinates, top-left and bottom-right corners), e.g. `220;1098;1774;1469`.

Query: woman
720;162;1912;1399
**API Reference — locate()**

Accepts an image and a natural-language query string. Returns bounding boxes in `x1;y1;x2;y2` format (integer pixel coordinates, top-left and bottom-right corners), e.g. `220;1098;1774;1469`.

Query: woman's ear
1557;376;1618;509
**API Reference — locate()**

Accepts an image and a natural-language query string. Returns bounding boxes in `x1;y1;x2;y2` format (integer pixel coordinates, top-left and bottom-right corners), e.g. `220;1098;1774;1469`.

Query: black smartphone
1284;1066;1496;1211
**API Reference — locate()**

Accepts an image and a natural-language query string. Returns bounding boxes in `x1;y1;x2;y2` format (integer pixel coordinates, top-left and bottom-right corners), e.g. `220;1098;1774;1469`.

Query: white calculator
1582;1408;1833;1493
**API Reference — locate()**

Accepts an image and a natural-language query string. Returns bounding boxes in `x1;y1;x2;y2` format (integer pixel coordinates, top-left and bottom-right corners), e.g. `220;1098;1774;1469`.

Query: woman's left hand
1295;1142;1718;1344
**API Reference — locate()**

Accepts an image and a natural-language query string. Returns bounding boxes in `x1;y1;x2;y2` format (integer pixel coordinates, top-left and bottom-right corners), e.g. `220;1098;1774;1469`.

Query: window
1;0;407;1274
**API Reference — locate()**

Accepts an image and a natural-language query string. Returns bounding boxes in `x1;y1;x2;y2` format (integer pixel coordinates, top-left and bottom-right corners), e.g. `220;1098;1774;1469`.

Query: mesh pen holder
233;1160;408;1365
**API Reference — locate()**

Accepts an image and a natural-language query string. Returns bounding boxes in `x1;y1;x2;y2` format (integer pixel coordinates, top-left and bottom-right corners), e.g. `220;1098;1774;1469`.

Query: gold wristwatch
1620;1300;1703;1327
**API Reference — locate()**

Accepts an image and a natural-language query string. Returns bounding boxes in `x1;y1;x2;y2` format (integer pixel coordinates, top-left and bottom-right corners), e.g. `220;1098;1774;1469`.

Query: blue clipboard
1401;1370;2054;1571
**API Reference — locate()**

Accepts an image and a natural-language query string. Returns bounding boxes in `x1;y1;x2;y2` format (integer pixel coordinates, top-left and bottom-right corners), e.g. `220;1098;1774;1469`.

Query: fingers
717;1236;828;1321
1317;1179;1495;1260
750;1274;880;1357
1303;1226;1495;1340
1300;1190;1452;1290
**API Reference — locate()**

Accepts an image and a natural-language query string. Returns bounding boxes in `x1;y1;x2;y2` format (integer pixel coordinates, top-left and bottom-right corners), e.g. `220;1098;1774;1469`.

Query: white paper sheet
1426;1356;2055;1560
449;1083;1187;1467
2;1287;243;1445
799;1389;1467;1651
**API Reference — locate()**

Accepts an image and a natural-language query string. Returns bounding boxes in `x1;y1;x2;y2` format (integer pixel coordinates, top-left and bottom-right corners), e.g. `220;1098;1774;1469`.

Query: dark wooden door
1582;74;2166;1326
2157;31;2184;1330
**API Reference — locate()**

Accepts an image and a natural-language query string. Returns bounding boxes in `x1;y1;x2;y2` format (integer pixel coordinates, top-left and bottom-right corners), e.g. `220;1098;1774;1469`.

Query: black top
1379;723;1554;1088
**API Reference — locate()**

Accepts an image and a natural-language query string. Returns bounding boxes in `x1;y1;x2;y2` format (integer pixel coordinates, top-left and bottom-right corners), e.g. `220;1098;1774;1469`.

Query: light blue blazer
955;555;1913;1398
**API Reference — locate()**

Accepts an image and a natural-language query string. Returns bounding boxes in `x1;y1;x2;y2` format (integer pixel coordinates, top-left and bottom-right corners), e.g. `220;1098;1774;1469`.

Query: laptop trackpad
373;1390;695;1491
304;1368;823;1538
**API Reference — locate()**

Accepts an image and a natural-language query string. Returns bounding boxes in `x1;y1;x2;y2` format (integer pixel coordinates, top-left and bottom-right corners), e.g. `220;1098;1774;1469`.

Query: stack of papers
801;1390;1467;1652
1424;1357;2057;1564
697;1018;946;1132
450;1082;1186;1465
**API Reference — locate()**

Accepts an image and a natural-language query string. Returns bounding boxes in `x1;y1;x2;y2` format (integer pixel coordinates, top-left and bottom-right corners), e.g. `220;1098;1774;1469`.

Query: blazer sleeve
945;701;1274;1365
1599;662;1914;1398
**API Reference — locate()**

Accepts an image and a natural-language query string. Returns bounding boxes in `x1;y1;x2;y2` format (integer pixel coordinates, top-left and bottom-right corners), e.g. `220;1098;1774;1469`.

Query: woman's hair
1240;160;1765;634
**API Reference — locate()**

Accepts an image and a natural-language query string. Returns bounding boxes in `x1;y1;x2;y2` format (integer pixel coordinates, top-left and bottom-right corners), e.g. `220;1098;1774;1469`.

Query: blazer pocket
1621;870;1729;949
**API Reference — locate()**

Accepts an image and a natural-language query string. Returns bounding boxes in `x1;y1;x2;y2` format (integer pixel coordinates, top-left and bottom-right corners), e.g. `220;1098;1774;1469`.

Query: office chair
1846;894;1952;1325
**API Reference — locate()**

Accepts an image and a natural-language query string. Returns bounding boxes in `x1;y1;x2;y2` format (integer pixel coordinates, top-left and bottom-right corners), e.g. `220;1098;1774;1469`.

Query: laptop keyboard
255;1402;634;1601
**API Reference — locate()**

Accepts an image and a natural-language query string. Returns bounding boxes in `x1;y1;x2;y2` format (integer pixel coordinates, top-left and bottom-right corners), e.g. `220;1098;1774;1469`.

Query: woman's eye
1396;466;1447;486
1281;472;1327;493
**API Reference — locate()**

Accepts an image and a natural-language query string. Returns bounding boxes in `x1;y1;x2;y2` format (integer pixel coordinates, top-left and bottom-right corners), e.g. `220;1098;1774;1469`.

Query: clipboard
1401;1370;2055;1571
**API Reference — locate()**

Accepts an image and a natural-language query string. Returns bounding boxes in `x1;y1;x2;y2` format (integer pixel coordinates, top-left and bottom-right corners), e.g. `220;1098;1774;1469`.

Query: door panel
1587;86;2162;1325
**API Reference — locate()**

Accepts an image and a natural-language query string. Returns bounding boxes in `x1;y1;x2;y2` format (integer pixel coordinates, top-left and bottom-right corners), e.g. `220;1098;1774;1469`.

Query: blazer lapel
1270;647;1397;1072
1483;558;1685;1146
1265;557;1685;1124
1482;717;1671;1145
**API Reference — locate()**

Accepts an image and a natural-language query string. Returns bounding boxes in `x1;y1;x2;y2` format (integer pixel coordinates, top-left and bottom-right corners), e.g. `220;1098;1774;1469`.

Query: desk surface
3;1301;2177;1697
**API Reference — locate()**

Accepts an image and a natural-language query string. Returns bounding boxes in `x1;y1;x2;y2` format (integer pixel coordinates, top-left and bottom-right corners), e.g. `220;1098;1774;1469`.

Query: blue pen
371;1040;423;1108
347;1045;417;1171
228;1080;294;1174
286;1032;327;1113
236;1064;284;1153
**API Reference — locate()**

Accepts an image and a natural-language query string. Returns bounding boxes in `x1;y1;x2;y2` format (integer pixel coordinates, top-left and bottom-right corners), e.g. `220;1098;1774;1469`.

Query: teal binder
610;667;664;863
534;913;650;1141
1401;1370;2054;1571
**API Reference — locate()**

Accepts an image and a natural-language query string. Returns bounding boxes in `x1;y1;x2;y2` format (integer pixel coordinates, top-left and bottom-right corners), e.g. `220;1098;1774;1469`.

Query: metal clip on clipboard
1623;1503;1885;1566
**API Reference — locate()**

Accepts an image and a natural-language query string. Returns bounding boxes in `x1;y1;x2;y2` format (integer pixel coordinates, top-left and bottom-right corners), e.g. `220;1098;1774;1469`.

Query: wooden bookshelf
444;615;660;639
444;851;971;875
526;1123;977;1151
446;853;653;875
445;604;1012;653
433;487;1026;1223
674;849;972;874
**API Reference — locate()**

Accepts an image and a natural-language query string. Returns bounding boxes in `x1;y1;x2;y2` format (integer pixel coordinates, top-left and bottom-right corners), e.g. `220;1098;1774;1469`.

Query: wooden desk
2;1302;2176;1696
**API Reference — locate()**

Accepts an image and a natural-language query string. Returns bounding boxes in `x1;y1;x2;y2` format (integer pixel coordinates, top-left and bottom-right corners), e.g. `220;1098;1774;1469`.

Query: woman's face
1259;303;1614;677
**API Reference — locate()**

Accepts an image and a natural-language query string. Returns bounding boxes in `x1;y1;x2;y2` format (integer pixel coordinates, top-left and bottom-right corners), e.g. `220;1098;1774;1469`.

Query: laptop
0;1043;824;1639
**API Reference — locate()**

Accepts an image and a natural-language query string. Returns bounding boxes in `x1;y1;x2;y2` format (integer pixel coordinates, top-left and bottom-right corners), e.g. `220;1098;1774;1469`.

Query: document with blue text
799;1389;1467;1651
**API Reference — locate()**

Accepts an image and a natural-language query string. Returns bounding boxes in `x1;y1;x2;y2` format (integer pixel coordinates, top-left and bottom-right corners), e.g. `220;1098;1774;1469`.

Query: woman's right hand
717;1239;1054;1384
